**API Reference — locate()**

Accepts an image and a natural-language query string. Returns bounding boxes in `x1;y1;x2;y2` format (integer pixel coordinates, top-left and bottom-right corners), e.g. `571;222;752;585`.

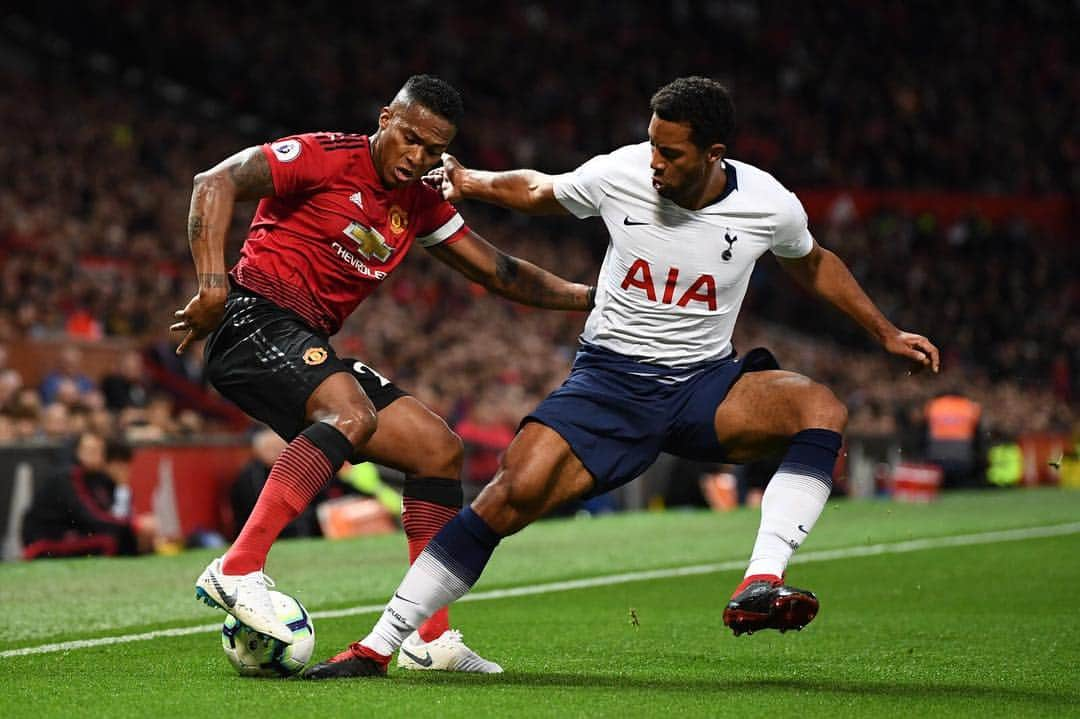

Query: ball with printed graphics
221;591;315;677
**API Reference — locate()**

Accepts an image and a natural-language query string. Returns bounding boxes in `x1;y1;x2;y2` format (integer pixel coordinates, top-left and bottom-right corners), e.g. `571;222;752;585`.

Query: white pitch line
3;521;1078;660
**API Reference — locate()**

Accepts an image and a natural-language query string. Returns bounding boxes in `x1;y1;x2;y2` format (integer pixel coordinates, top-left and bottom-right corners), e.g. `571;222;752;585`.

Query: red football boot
722;574;819;636
303;642;390;680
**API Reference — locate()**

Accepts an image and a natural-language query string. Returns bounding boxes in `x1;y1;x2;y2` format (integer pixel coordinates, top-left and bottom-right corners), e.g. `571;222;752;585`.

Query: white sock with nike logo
744;471;831;579
361;550;471;656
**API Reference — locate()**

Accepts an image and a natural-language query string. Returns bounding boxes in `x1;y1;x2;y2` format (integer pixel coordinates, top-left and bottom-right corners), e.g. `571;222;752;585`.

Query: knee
474;466;543;535
797;383;848;433
419;430;465;479
333;405;379;448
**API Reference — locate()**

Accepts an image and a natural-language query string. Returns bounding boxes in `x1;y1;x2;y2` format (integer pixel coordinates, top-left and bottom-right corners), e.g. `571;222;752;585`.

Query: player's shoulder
723;158;803;215
602;141;652;173
611;141;652;161
267;131;367;163
571;141;647;172
567;142;651;193
307;131;369;151
723;158;792;196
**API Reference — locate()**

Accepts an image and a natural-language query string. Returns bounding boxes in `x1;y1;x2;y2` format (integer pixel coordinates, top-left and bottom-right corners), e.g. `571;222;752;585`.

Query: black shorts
203;285;408;441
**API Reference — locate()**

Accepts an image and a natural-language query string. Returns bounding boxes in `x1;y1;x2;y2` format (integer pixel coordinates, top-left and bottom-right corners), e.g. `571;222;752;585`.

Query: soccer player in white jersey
304;76;940;679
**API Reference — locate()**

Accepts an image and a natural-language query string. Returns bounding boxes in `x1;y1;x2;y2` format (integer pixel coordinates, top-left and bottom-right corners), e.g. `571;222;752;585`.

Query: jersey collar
704;159;738;208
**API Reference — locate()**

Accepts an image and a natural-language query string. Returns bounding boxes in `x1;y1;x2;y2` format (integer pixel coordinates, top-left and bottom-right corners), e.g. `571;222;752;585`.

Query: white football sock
744;471;831;579
361;550;472;656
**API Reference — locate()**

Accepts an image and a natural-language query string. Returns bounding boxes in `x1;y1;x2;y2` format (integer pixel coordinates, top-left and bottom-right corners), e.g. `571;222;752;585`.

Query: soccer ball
221;591;315;677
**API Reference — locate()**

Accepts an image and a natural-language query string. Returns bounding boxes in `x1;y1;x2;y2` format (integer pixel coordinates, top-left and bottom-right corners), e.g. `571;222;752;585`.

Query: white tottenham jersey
554;142;814;366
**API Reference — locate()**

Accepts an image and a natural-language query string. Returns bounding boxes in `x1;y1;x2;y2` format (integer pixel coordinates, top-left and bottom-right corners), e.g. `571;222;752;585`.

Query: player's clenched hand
171;290;227;355
883;330;940;374
422;152;465;202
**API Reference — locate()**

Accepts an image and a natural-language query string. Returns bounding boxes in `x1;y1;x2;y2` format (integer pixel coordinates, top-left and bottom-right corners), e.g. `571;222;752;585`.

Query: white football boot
396;629;503;673
195;557;293;644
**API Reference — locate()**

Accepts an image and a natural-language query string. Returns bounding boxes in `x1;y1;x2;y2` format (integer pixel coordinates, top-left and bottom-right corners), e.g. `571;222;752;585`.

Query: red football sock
402;494;460;642
223;434;337;575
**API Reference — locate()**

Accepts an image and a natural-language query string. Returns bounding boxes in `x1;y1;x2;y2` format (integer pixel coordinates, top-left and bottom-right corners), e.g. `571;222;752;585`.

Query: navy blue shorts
524;343;779;497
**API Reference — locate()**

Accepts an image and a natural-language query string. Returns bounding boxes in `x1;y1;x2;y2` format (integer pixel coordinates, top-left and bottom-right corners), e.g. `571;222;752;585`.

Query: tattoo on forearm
495;253;520;286
187;213;205;242
493;252;583;309
198;273;228;289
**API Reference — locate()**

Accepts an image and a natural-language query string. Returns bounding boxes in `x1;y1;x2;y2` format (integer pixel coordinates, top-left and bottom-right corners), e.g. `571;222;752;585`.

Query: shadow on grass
391;672;1075;706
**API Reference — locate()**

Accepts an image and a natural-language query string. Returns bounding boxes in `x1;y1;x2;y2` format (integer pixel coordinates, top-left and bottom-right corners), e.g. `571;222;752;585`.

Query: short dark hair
649;77;736;148
398;74;464;127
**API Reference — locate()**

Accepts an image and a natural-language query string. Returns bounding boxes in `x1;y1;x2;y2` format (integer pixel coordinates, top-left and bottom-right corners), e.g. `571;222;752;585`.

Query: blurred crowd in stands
17;0;1078;193
1;1;1076;465
0;343;208;444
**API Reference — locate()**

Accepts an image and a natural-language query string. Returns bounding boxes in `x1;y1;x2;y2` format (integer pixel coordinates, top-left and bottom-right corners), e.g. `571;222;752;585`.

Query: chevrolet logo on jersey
342;221;394;262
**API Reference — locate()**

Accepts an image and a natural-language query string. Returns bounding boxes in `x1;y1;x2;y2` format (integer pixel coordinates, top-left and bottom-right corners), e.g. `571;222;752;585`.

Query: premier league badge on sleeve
271;139;302;163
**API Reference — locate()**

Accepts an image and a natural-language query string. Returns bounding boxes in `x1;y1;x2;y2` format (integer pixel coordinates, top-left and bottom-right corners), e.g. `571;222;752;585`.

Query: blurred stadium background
0;0;1077;559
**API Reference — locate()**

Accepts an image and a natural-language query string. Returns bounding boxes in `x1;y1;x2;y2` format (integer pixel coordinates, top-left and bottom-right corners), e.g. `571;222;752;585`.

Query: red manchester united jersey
230;132;467;335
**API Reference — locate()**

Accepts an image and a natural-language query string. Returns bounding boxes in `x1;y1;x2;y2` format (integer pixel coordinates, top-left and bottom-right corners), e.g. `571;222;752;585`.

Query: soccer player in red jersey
174;76;593;673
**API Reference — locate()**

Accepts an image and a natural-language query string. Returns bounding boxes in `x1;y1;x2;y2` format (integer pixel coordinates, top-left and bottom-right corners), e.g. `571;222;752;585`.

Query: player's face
647;114;721;203
374;102;457;188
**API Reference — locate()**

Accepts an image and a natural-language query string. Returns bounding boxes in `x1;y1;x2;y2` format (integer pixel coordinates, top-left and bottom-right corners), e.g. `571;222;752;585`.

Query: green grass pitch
2;489;1078;718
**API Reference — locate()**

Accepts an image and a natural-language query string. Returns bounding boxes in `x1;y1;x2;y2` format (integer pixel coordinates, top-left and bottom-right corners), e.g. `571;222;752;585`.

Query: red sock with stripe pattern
223;422;353;575
402;477;464;642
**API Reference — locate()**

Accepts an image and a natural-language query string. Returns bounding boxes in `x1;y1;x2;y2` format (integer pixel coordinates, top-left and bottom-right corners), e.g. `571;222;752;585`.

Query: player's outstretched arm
425;153;569;215
428;229;593;311
778;242;940;373
172;147;275;354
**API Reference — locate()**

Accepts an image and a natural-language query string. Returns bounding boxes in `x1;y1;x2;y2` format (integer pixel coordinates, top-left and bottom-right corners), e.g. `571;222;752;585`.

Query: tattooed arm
428;229;594;311
171;147;275;353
